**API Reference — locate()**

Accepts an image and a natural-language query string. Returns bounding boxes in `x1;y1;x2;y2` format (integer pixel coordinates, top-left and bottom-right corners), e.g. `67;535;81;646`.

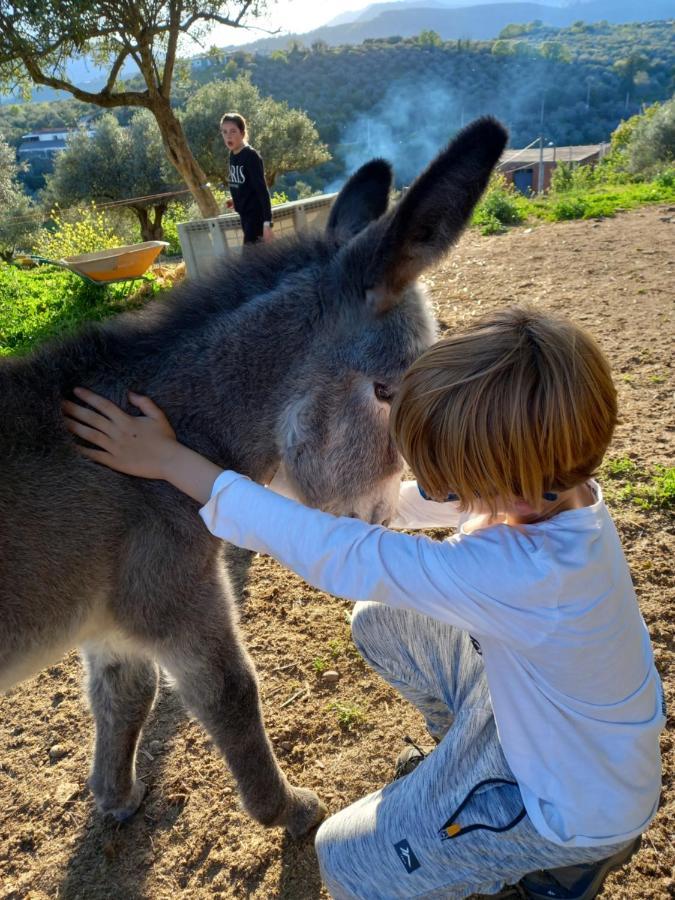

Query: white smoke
335;73;546;186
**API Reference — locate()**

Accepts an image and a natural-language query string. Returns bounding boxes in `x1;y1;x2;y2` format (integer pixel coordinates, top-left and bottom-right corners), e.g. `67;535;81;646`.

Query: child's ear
326;159;393;244
345;117;508;313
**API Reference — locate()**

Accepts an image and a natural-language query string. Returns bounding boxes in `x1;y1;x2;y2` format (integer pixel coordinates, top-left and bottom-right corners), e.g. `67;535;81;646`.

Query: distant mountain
325;0;568;29
228;0;674;53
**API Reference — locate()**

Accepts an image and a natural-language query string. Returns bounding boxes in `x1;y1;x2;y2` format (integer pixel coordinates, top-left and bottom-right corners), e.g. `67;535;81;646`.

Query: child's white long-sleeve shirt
200;472;665;848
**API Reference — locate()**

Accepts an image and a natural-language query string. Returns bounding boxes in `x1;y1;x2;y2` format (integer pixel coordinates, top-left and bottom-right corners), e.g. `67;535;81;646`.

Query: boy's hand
62;387;224;504
63;388;178;480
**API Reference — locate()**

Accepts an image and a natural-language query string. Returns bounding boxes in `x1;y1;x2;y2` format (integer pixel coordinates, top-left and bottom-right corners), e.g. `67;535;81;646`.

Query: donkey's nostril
381;518;391;528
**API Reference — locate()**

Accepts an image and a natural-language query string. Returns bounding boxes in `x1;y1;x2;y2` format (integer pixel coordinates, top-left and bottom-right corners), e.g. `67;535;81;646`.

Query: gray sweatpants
314;602;626;899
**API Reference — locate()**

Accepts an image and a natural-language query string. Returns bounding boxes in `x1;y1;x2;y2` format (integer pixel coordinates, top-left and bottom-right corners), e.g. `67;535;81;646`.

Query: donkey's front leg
82;642;159;821
156;592;326;838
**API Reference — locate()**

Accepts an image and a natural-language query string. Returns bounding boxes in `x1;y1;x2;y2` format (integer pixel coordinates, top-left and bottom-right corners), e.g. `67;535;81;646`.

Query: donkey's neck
154;290;320;482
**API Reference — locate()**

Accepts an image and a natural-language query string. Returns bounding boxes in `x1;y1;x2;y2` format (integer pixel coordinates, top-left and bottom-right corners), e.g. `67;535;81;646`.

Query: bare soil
1;205;673;900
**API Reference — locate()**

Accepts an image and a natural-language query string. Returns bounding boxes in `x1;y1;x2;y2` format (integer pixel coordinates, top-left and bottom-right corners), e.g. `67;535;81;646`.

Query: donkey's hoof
95;779;147;823
284;787;328;839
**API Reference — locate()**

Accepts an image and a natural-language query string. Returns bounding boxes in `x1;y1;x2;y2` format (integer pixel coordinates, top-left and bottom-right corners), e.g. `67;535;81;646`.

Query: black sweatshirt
228;145;272;224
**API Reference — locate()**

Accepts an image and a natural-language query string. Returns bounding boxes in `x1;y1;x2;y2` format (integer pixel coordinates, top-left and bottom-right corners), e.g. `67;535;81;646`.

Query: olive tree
0;134;37;256
607;99;675;177
182;76;330;187
46;112;179;241
0;0;270;217
625;97;675;175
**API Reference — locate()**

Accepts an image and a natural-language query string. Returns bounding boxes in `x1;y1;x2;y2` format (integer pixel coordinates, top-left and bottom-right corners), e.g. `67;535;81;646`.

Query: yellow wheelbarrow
15;240;169;286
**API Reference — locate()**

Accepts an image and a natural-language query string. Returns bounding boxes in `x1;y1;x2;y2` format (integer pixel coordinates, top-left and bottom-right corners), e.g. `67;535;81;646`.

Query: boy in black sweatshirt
220;113;274;245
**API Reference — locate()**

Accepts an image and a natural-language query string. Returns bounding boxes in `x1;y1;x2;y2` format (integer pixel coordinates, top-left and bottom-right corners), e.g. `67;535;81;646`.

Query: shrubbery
472;174;524;234
550;161;598;194
33;204;125;259
548;196;588;221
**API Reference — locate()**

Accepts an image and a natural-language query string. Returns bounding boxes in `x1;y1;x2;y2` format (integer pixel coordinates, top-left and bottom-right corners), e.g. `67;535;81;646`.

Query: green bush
549;195;588;220
271;191;289;206
550;161;575;193
159;215;181;257
655;168;675;189
473;174;523;231
477;212;506;235
551;161;598;194
159;202;190;256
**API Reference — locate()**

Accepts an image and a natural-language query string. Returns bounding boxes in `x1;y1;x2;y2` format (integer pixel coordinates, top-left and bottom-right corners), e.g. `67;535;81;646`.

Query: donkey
0;118;507;838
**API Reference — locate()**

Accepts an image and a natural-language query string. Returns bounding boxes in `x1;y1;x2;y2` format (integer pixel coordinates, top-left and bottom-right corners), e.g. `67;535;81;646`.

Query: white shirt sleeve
199;471;550;642
389;480;464;530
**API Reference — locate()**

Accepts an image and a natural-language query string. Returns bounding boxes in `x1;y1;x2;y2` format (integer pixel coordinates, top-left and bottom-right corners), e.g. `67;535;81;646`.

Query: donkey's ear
326;159;393;243
357;117;508;313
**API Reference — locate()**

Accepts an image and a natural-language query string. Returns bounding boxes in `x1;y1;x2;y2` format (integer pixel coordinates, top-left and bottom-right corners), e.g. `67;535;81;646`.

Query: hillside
218;21;674;186
2;19;672;193
225;0;674;52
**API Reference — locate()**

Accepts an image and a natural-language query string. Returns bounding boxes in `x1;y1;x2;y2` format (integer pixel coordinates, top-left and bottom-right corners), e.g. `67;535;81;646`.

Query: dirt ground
1;205;673;900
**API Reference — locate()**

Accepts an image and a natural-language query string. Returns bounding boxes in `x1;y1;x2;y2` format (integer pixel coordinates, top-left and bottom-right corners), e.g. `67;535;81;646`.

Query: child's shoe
393;735;431;779
518;835;642;900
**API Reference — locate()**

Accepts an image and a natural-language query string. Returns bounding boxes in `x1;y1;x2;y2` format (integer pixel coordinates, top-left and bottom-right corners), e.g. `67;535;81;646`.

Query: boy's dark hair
220;112;247;136
392;306;618;512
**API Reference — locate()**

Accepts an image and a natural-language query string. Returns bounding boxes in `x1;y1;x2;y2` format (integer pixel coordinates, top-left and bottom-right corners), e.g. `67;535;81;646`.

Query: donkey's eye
374;382;394;404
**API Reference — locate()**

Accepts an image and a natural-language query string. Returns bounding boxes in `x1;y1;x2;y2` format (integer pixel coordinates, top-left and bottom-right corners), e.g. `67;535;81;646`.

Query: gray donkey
0;118;507;838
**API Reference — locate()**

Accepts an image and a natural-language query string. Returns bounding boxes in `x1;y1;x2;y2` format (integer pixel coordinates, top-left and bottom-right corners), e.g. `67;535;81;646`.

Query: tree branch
102;48;132;95
160;0;180;97
20;53;149;107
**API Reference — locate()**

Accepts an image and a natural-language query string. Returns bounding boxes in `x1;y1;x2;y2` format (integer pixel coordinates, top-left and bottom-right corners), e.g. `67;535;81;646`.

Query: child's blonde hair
391;306;617;512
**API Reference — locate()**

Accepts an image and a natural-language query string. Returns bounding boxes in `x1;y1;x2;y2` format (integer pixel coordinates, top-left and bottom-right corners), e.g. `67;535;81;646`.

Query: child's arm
63;389;459;610
63;389;523;638
247;149;272;223
62;388;223;504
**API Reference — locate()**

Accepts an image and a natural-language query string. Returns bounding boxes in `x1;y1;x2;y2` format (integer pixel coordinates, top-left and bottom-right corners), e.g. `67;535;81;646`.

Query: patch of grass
327;701;366;731
477;213;505;236
601;458;674;511
0;263;162;357
312;657;328;675
626;466;675;511
549;195;589;221
484;176;675;234
327;639;345;660
647;374;666;384
603;457;639;479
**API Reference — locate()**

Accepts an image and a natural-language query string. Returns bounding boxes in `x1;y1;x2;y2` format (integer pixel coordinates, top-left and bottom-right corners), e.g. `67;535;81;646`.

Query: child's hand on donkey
62;388;178;479
63;388;224;504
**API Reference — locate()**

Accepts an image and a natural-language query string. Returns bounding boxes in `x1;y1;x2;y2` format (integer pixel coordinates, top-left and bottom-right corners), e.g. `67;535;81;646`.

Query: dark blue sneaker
519;836;642;900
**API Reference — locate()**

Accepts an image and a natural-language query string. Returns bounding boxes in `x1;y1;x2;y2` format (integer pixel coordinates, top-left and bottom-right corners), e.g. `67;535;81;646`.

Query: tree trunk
151;98;220;219
133;204;168;242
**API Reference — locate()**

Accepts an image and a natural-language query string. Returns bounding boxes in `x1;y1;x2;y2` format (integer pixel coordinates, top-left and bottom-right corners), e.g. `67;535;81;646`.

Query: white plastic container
177;193;337;279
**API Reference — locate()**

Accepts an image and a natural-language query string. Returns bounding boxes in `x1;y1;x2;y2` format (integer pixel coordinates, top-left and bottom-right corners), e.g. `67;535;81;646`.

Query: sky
209;0;385;47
